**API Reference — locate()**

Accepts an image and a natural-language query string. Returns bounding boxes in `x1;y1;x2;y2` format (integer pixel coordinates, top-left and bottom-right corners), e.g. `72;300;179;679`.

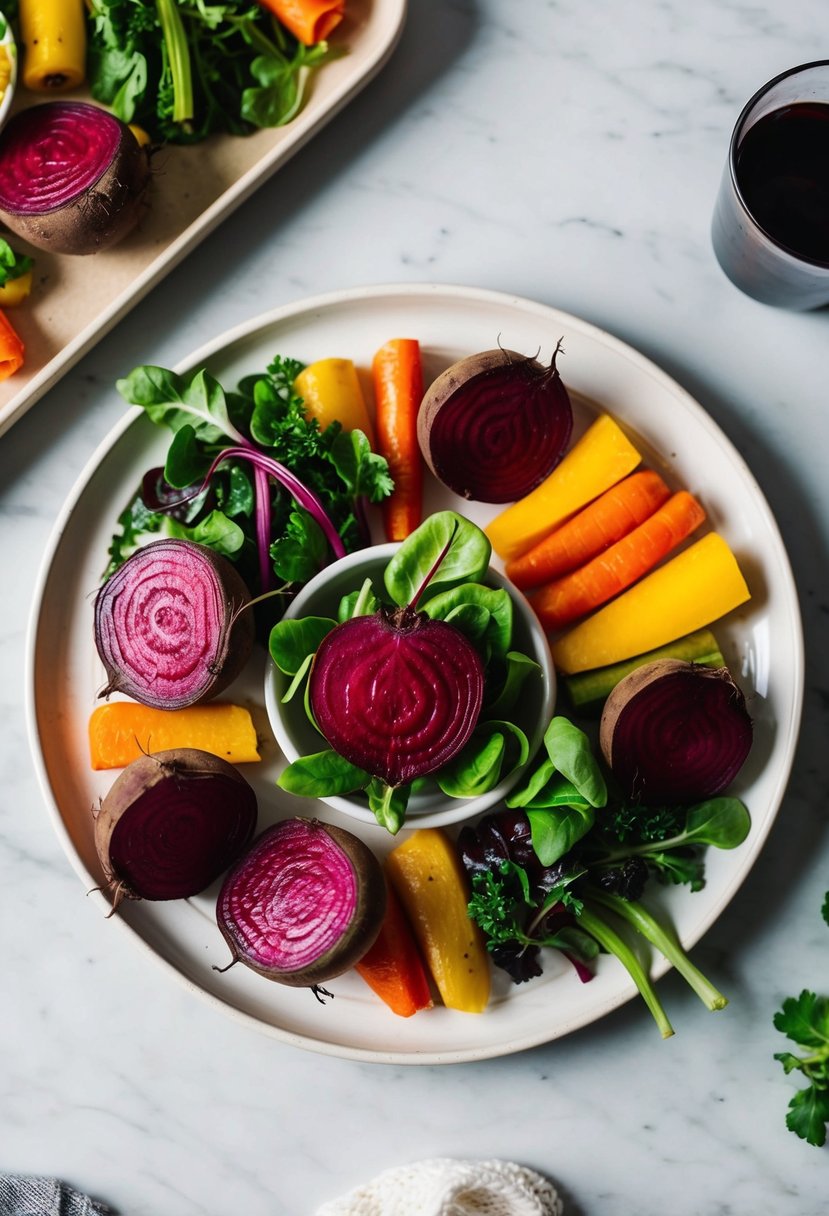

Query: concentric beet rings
600;659;754;806
308;608;486;787
94;539;254;710
216;818;386;986
0;101;150;254
417;347;573;503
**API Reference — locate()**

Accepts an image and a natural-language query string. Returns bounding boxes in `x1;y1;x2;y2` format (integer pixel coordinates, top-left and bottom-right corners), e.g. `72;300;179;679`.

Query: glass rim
727;59;829;269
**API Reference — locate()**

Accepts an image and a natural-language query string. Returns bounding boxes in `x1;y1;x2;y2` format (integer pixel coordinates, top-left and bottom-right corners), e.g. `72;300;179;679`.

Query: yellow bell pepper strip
19;0;87;91
257;0;345;46
294;357;375;448
551;532;750;675
0;309;24;381
486;413;642;564
88;702;261;770
386;828;491;1013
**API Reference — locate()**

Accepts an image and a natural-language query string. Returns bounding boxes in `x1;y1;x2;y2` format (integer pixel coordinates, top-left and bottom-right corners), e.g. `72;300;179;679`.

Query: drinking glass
711;61;829;309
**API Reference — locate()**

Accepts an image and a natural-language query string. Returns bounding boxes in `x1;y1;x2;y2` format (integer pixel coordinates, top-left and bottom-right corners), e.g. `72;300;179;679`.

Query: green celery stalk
563;629;725;713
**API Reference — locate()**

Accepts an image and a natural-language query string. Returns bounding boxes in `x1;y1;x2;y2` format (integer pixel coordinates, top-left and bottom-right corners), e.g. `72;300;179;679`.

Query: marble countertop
2;3;828;1213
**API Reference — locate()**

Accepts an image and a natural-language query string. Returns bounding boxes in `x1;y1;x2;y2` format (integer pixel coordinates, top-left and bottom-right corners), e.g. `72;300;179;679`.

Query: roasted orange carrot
0;309;24;381
529;490;707;632
506;470;672;590
372;338;424;542
355;881;434;1017
258;0;345;44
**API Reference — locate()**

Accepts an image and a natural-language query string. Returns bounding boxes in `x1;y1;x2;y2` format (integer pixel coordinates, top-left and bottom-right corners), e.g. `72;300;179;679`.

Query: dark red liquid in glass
735;102;829;263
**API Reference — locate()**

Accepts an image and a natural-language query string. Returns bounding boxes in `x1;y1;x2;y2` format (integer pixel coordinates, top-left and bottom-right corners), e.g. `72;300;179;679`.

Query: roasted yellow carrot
294;357;375;447
551;532;750;675
19;0;86;91
386;828;490;1014
88;702;261;770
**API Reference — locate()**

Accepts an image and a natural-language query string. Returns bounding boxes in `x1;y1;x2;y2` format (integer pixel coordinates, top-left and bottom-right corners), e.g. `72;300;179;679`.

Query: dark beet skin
417;347;573;503
308;606;485;787
600;659;754;805
0;101;150;254
94;749;258;907
216;818;386;987
94;539;255;711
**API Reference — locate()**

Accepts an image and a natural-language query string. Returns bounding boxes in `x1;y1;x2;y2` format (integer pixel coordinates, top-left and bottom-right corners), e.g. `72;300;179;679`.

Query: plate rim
24;281;805;1065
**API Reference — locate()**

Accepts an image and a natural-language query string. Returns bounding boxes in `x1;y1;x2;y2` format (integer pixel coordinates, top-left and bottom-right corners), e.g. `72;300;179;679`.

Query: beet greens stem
577;904;675;1038
588;888;728;1011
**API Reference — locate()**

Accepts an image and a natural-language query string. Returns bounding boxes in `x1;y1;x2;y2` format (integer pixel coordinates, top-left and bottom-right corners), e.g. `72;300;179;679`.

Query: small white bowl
0;14;17;131
264;543;556;830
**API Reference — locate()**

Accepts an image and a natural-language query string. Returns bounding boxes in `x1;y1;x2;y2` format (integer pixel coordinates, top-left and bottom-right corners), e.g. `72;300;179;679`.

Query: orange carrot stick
529;490;707;632
0;308;24;381
372;338;424;542
258;0;345;44
506;469;672;591
355;882;433;1017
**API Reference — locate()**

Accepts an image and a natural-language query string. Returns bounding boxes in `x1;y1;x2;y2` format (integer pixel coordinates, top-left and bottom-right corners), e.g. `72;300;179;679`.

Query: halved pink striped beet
94;749;258;908
94;539;254;710
308;607;485;787
216;818;386;986
0;101;150;255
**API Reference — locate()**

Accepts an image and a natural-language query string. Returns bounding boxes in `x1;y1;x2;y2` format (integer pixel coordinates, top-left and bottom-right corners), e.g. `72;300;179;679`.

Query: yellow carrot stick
88;702;261;770
551;532;750;675
19;0;86;91
294;357;375;447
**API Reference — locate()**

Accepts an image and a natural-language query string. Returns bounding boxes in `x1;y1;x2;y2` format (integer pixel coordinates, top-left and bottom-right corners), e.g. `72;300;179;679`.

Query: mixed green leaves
774;893;829;1146
461;723;749;1030
86;0;340;143
108;354;392;593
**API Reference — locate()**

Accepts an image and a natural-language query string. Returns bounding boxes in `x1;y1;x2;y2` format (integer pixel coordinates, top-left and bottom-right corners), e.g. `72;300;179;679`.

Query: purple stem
156;446;347;585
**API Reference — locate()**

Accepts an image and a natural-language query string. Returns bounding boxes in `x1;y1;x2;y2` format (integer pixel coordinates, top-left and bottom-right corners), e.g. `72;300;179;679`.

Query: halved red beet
216;818;386;987
599;659;753;806
94;748;258;908
0;101;150;255
417;346;573;503
94;538;255;710
308;607;485;787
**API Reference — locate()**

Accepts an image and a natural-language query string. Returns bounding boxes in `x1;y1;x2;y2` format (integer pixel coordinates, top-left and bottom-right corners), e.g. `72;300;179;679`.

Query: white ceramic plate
26;283;803;1065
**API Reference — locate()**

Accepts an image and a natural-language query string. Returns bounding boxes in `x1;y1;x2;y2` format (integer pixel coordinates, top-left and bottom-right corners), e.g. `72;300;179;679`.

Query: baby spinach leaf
330;429;394;503
164;509;245;557
544;716;607;808
281;653;313;704
682;797;751;849
383;510;491;607
506;756;557;808
485;650;541;718
423;584;513;659
367;779;409;834
436;733;506;798
528;804;596;868
269;616;335;675
277;750;369;798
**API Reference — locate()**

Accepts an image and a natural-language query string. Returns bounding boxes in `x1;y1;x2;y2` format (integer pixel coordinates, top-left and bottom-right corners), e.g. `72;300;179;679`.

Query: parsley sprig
773;893;829;1146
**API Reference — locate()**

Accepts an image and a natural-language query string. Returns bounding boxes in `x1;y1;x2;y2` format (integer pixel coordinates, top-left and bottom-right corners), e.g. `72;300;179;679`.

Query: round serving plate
25;283;803;1064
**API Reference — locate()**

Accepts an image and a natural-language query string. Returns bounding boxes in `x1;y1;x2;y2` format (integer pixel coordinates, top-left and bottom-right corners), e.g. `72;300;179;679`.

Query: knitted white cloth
314;1158;563;1216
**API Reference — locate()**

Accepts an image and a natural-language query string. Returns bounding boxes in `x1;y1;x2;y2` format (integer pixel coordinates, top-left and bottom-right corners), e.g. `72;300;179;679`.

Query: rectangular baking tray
0;0;407;438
